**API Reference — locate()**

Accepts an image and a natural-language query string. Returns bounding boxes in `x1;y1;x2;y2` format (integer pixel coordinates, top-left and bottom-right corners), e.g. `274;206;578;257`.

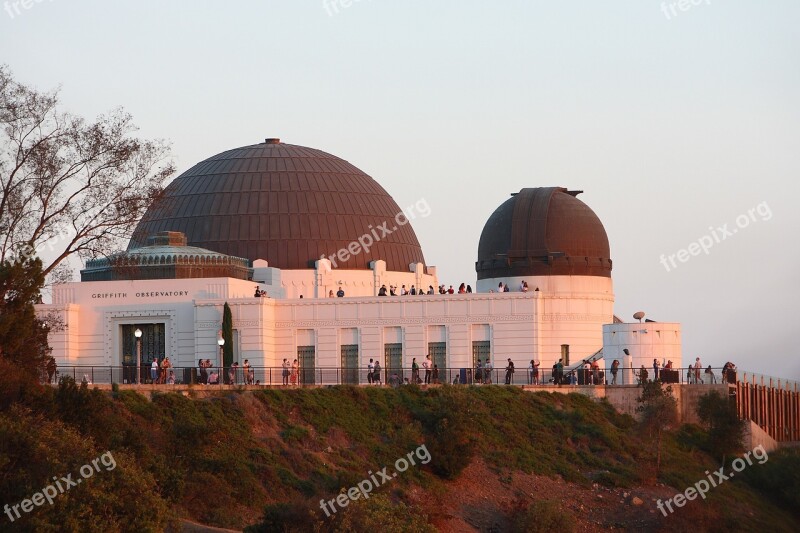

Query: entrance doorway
428;342;447;383
384;343;402;382
298;346;315;385
121;323;165;384
341;344;359;385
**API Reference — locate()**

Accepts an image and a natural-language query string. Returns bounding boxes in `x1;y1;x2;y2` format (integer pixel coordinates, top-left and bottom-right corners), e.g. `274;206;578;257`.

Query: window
121;323;165;384
341;344;359;385
384;343;402;380
298;346;315;385
428;342;447;376
472;341;490;368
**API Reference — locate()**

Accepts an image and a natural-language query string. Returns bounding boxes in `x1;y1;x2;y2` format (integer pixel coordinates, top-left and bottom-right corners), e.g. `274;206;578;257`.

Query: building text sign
91;290;190;299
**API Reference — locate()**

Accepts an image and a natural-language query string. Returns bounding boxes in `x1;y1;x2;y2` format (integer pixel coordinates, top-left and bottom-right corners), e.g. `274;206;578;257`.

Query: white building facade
39;274;615;384
35;139;680;384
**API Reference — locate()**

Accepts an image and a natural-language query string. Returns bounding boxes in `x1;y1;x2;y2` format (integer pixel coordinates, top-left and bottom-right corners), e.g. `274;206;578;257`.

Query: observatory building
38;138;681;382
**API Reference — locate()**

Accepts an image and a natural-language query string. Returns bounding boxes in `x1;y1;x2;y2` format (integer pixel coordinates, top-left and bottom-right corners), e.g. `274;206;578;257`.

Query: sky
2;1;798;379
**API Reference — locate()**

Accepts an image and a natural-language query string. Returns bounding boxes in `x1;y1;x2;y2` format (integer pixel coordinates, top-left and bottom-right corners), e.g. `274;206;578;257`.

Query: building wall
38;278;256;368
38;274;614;377
189;289;613;375
553;383;728;424
254;259;439;299
602;322;683;384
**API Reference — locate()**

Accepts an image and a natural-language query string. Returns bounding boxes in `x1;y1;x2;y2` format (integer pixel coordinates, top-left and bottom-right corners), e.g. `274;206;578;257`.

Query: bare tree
0;65;174;280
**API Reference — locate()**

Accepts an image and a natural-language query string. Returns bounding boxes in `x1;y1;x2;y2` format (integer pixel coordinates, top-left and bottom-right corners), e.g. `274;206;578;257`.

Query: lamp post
134;328;143;385
218;337;225;385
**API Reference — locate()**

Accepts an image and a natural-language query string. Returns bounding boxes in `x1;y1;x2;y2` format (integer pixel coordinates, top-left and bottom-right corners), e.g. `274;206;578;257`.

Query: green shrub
330;493;435;533
739;448;800;511
280;424;310;443
511;499;576;533
244;500;320;533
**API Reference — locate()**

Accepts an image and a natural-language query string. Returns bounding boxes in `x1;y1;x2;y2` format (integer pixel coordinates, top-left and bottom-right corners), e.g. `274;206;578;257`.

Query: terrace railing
44;365;764;389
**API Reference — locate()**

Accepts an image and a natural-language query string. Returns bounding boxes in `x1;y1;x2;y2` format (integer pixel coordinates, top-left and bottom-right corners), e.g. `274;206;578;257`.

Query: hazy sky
3;1;798;379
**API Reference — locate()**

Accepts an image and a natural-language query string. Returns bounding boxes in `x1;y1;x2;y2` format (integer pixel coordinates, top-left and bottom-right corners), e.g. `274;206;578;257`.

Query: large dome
476;187;612;279
130;139;426;272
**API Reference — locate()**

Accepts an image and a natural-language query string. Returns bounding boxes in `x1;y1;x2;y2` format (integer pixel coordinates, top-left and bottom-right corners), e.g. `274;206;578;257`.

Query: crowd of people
377;283;471;296
149;357;175;384
251;280;541;298
281;358;300;386
196;358;257;385
631;357;738;386
46;356;742;388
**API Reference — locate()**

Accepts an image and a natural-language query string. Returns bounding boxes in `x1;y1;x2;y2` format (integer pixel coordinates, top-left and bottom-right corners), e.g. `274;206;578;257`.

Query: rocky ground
414;459;686;532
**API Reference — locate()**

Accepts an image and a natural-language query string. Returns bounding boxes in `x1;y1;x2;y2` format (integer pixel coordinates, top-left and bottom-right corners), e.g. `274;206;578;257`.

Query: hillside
1;380;798;532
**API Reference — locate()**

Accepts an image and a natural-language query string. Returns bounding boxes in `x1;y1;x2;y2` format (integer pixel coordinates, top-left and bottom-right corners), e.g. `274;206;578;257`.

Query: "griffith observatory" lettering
91;291;189;299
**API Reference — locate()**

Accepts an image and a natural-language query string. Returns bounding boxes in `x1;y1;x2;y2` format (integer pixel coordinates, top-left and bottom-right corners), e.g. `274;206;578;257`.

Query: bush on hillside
510;499;576;533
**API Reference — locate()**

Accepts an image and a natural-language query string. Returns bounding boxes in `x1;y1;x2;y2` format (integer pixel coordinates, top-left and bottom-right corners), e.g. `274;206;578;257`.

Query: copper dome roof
129;139;426;272
476;187;612;279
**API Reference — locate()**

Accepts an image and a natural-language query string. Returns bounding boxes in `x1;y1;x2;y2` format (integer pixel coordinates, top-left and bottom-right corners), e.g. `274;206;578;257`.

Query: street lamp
134;328;143;385
217;337;225;385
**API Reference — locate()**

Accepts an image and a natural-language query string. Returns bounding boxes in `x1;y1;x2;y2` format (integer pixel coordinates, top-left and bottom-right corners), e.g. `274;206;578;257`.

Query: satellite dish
633;311;645;322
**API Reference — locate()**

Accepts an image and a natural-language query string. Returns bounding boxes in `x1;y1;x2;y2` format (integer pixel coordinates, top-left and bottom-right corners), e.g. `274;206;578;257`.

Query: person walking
638;365;649;386
610;359;619;385
368;358;375;384
151;359;159;384
694;357;703;384
157;357;166;384
476;359;484;384
161;357;172;385
243;359;254;384
505;358;515;385
411;358;420;384
555;358;564;385
423;355;432;384
373;360;382;385
198;359;207;384
282;358;290;386
484;358;493;384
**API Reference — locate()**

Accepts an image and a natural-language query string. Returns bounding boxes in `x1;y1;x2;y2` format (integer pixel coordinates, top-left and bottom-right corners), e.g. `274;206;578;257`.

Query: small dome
81;232;250;281
476;187;612;279
129;140;426;272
